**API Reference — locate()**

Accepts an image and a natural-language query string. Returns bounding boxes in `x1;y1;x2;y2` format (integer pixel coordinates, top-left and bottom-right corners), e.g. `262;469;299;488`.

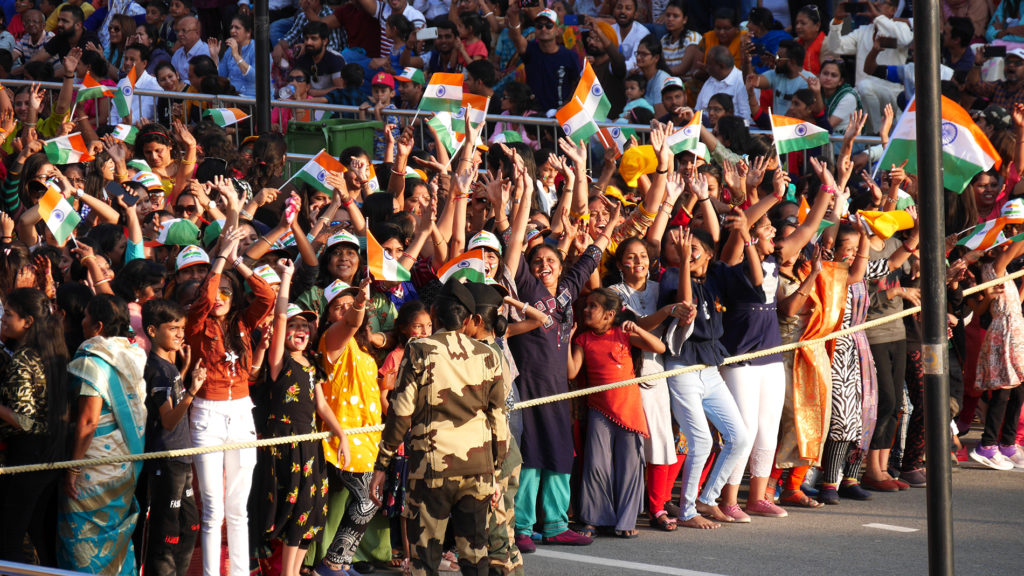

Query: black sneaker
900;468;927;487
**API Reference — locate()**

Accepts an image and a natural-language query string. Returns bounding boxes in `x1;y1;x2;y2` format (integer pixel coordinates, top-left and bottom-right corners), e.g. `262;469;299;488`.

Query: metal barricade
2;79;883;174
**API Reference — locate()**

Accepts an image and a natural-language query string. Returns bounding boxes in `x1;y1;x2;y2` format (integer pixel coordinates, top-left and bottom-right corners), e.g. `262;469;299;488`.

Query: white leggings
190;396;257;576
721;362;787;485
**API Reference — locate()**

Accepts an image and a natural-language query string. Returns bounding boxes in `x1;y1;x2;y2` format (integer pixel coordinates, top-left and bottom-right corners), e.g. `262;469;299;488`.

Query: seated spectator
464;59;500;114
986;0;1024;43
700;7;748;67
30;4;100;72
490;81;539;149
402;19;460;74
749;39;809;117
793;4;825;75
635;35;672;117
704;92;734;130
454;11;488;67
133;22;173;76
273;0;341;67
170;15;208;80
109;43;163;126
659;75;688;125
824;0;912;133
273;67;319;133
369;13;413;74
293;22;346;98
611;0;650;71
943;16;976;81
44;0;95;33
747;7;792;75
12;8;51;72
695;45;751;122
583;23;627;119
660;0;703;79
818;58;861;132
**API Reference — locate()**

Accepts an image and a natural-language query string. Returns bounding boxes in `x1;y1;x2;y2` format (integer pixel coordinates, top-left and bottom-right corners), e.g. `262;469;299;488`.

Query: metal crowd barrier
4;79;883;173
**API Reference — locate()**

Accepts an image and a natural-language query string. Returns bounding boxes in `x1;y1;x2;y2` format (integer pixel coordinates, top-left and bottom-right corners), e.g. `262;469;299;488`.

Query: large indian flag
43;133;93;164
366;228;411;281
877;96;1001;193
419;73;463;114
38;182;80;244
573;60;611;121
113;65;136;117
667;111;702;154
770;113;830;154
291;150;346;195
556;99;599;144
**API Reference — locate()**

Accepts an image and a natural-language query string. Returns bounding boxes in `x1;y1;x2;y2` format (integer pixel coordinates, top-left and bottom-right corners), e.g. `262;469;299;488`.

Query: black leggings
980;386;1024;447
870;340;907;450
0;469;60;565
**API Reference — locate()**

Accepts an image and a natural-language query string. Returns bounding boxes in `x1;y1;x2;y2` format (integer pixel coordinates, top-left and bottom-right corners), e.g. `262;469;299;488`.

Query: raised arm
268;259;295;381
506;1;528;56
502;146;532;275
322;277;370;362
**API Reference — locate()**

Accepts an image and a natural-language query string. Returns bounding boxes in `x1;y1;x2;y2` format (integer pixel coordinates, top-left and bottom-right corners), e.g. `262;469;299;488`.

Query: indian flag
453;93;489;135
43;133;93;164
366;164;380;193
437;249;487;283
113;65;136;118
556;99;599;145
956;218;1007;251
770;113;830;154
988;230;1024;252
76;72;115;102
204;108;250;127
366;228;411;281
419;72;463;114
877;96;1001;194
111;124;138;145
573;60;611;121
427;112;459;156
667;111;702;154
38;182;80;244
598;125;635;158
292;150;346;195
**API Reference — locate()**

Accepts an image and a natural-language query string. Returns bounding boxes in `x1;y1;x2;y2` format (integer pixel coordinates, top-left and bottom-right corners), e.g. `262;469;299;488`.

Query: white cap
324;279;352;304
175;245;210;271
252;264;282;285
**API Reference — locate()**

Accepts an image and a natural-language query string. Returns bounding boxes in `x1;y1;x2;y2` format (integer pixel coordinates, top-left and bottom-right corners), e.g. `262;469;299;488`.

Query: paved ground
370;429;1024;576
516;437;1024;576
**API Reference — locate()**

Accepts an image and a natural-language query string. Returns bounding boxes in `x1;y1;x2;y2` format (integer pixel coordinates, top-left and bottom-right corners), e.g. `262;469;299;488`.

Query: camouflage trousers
404;474;495;576
487;439;523;576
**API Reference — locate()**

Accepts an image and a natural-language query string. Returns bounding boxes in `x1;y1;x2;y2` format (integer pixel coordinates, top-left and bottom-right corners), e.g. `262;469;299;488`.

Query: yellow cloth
45;2;96;32
320;338;382;473
858;210;914;239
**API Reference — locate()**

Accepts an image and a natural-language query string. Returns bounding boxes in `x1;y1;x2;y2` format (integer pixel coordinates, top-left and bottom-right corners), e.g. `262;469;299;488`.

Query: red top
575;327;649;437
186;271;275;401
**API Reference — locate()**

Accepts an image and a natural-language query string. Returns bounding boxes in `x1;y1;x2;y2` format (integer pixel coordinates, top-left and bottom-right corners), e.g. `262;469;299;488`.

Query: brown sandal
651;513;678;531
780;489;824;508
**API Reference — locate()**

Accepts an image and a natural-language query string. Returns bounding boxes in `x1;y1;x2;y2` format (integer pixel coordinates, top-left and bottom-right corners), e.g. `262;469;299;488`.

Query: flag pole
767;107;782;170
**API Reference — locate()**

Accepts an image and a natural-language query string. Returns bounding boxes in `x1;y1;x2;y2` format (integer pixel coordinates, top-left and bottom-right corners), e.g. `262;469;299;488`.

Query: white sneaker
969;446;1014;470
1005;445;1024;469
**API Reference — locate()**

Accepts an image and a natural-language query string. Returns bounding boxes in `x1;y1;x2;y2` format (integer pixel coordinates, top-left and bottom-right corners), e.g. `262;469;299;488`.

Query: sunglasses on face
537;21;556;30
175;204;197;215
289;75;307;82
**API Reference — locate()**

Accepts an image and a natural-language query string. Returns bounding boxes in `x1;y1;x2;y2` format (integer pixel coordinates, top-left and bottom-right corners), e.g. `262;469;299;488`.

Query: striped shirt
661;29;701;73
375;1;425;58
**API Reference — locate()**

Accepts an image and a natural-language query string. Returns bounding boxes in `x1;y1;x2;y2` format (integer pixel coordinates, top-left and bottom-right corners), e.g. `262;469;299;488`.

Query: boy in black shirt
141;299;206;576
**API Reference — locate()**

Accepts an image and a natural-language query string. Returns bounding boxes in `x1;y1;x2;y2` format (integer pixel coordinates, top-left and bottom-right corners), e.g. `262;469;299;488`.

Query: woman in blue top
210;14;266;98
713;159;840;521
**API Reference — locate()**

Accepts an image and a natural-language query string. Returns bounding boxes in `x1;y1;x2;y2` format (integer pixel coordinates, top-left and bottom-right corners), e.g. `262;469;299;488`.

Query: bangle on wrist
240;209;253;220
95;278;110;285
820;184;837;196
232;256;244;268
656;167;668;174
69;467;82;475
342;199;354;207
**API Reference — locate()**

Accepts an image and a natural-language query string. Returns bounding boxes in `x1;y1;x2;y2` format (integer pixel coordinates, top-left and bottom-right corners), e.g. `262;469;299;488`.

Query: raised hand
808;156;836;189
745;155;769;191
63;47;82;76
686;172;709;201
772;168;791;199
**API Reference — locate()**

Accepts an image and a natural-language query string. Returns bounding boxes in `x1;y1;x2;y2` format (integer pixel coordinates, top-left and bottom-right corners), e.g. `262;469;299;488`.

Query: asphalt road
518;445;1024;576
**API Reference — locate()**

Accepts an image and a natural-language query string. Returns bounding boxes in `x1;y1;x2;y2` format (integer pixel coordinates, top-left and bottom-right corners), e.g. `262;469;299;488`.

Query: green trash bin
285;117;381;158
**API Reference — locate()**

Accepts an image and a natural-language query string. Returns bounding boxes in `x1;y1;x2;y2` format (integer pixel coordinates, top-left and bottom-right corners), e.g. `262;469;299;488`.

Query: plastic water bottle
279;85;295;99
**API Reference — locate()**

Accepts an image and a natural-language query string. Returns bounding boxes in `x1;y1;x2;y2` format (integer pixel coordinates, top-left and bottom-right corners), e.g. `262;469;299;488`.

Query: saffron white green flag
437;249;487;284
38;182;80;244
204;108;251;127
574;60;612;122
876;96;1001;194
667;111;702;154
419;73;463;114
427;112;459;156
556;99;599;144
292;150;346;195
771;113;830;154
111;124;138;145
955;219;1008;251
43;133;93;164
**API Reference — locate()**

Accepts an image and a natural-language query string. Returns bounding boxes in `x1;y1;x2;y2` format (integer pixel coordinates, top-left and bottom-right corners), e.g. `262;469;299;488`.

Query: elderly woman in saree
58;294;148;576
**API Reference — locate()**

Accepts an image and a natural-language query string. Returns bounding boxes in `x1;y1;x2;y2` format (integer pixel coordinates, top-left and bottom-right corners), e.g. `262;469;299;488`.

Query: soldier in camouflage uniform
465;282;524;576
370;280;509;576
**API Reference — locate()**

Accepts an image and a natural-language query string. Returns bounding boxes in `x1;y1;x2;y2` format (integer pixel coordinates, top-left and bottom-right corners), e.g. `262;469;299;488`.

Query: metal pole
913;0;954;573
254;0;271;133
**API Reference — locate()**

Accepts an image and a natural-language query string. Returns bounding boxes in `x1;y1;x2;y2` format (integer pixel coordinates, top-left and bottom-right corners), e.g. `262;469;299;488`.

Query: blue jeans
269;17;295;46
665;363;751;521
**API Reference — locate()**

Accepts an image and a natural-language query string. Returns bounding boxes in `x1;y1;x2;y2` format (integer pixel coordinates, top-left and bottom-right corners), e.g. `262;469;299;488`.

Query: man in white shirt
824;0;912;132
110;43;163;125
412;0;448;22
611;0;649;71
695;45;752;122
171;16;209;80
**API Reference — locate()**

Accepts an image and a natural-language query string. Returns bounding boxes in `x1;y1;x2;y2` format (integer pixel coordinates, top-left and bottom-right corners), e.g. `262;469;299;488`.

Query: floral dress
263;355;330;547
975;263;1024;391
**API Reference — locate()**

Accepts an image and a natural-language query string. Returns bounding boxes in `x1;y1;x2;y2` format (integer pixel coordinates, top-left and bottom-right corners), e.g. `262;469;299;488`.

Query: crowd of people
0;0;1024;575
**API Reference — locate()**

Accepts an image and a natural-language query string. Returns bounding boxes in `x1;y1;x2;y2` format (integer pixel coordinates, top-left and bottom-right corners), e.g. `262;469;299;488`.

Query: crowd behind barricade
0;0;1023;575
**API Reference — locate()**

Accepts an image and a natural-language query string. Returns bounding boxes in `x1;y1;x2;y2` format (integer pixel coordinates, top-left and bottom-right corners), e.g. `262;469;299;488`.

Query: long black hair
216;270;253;371
6;288;70;459
86;294;133;338
112;259;167;302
